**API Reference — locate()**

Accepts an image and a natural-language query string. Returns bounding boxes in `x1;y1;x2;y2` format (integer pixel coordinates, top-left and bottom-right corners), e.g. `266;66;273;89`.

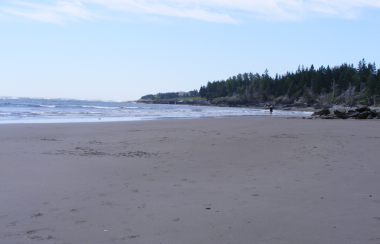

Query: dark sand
1;117;380;244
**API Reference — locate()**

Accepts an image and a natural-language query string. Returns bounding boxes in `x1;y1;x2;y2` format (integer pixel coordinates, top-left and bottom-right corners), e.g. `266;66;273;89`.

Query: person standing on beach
269;105;273;115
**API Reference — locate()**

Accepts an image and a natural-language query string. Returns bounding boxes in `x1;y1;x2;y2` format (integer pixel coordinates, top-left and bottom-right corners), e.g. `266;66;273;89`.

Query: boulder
370;110;378;118
357;111;371;119
356;106;370;113
347;111;359;118
334;109;348;119
314;105;332;109
312;107;330;116
367;114;374;119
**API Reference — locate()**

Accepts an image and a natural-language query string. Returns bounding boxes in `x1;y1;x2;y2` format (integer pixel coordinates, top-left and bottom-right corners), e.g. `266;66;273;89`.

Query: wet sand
1;117;380;244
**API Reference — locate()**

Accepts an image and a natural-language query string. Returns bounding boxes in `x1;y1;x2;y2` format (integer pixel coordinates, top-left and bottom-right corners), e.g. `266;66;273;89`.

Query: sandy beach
1;117;380;244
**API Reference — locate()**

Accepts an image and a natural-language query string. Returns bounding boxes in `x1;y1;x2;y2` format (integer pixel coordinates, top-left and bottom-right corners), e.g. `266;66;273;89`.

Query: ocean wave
1;97;314;124
81;105;120;109
64;111;103;114
54;98;75;101
76;98;126;103
0;102;12;106
30;112;52;116
26;104;56;108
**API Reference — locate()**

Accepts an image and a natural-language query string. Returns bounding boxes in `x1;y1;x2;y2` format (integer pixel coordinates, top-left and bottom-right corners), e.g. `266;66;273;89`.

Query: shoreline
137;99;318;112
137;99;380;113
0;111;312;125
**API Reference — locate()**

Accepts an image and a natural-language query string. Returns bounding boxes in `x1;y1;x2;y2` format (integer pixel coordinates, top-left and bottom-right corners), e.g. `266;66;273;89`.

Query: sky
1;0;380;101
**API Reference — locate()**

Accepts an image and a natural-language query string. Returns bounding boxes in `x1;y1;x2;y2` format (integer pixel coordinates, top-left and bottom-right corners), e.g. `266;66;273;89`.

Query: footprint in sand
29;235;54;241
368;237;380;241
75;220;87;224
26;229;53;240
27;230;38;235
8;221;18;227
101;202;115;206
31;213;43;218
128;235;139;239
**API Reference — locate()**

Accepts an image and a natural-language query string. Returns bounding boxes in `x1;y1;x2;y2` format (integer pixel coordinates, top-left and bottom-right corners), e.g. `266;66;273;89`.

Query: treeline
199;59;380;105
141;90;199;100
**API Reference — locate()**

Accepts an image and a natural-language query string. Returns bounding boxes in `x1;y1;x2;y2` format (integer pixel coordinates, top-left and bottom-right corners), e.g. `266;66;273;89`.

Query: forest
142;59;380;106
141;90;199;100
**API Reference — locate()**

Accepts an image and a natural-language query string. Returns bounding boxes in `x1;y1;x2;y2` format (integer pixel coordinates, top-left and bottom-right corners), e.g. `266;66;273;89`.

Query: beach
1;117;380;244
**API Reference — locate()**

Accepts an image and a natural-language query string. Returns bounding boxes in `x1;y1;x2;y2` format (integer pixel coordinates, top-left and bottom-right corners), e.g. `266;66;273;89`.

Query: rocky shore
137;98;316;111
309;106;379;119
137;99;380;117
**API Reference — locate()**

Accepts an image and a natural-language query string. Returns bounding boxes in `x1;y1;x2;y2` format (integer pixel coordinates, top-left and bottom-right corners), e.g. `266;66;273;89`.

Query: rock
370;110;378;118
314;105;332;109
357;111;371;119
312;107;330;116
334;109;348;119
356;106;370;113
309;106;380;120
347;111;359;118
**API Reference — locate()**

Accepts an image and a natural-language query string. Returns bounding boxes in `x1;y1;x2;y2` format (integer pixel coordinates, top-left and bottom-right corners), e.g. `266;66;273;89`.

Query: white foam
81;106;120;109
31;112;50;115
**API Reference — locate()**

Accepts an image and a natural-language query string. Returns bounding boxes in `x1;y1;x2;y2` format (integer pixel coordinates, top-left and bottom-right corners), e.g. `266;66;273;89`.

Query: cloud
1;0;380;24
83;0;236;23
306;0;380;18
1;1;93;23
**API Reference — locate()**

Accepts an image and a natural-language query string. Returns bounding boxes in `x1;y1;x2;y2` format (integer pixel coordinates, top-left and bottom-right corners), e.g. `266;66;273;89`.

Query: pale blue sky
1;0;380;101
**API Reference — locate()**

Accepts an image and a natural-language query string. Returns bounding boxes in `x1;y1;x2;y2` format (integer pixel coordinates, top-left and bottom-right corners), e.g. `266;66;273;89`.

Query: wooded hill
140;90;199;100
141;59;380;106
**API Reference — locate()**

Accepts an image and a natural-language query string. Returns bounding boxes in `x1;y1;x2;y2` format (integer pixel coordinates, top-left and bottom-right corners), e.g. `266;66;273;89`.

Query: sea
0;97;312;124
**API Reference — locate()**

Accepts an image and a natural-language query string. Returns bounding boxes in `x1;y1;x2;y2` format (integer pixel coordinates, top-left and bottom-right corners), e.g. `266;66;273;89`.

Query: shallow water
0;97;312;124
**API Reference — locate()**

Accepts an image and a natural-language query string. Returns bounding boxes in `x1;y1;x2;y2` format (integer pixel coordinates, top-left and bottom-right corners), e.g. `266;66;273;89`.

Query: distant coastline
139;59;380;111
136;97;316;112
